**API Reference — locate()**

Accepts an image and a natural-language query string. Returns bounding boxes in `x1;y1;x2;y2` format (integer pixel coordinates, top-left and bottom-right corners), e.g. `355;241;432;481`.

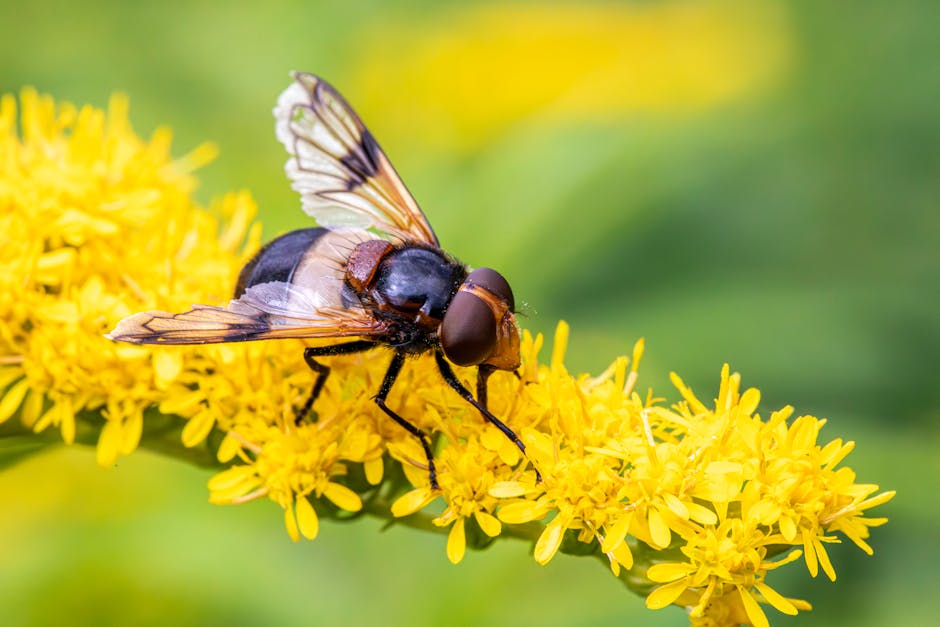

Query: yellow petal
208;470;261;503
176;141;219;173
96;419;121;467
814;537;837;581
364;457;384;485
324;482;363;513
648;507;671;549
181;409;215;448
534;519;565;565
550;321;569;371
119;410;143;455
610;541;633;570
0;369;23;391
208;465;257;491
216;433;241;463
607;555;622;577
645;579;689;610
713;499;728;522
754;581;798;616
819;438;853;469
283;502;300;542
601;512;632;553
158;390;204;417
31;401;57;433
391;488;436;517
295;497;320;540
687;502;717;526
495;441;521;466
647;562;696;583
20;389;44;428
855;489;896;512
663;493;689;519
790;597;813;612
738;387;760;415
489;481;528;498
802;528;818;577
748;499;780;526
737;585;769;627
497;501;542;524
60;405;75;445
481;426;506;451
763;548;803;571
0;378;30;423
474;511;502;537
400;457;432;487
447;518;466;564
669;372;707;414
630;338;645;372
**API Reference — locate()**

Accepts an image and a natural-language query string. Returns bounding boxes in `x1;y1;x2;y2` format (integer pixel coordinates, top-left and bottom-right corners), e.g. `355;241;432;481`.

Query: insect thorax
372;247;467;321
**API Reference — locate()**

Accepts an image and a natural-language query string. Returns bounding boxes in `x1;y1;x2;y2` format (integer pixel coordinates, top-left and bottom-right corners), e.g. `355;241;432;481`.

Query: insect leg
373;351;439;490
298;340;377;423
476;364;495;410
435;351;540;482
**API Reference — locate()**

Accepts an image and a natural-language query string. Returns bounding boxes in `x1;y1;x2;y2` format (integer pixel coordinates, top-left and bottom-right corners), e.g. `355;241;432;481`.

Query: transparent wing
107;280;386;345
274;71;438;246
109;229;389;345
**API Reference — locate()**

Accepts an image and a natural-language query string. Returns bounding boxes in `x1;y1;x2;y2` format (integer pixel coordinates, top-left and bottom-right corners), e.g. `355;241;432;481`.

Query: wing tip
291;71;319;92
106;312;157;344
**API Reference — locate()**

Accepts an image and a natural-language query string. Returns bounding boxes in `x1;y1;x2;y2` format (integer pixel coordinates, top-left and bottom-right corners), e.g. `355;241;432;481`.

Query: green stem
1;408;651;600
0;409;226;470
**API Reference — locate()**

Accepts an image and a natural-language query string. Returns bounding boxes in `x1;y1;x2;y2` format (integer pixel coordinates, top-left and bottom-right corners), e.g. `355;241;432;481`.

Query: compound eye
467;267;514;311
440;291;497;366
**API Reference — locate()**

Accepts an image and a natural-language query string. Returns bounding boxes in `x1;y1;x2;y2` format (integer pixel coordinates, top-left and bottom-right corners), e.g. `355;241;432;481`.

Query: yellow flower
1;88;894;626
429;438;505;564
0;87;259;465
645;518;806;626
635;366;894;624
209;421;367;541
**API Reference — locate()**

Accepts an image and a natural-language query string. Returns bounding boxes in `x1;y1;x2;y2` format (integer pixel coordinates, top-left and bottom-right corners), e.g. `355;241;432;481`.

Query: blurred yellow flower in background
353;0;790;150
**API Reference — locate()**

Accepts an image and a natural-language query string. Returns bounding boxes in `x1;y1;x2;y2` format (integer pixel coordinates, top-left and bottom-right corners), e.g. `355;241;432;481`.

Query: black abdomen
235;227;328;297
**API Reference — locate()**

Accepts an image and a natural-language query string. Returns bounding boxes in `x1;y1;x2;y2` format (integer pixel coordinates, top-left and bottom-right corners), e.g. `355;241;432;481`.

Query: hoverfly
108;72;531;489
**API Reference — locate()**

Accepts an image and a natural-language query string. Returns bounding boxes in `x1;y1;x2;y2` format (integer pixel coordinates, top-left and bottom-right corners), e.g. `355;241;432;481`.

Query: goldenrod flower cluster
0;87;260;464
0;90;893;627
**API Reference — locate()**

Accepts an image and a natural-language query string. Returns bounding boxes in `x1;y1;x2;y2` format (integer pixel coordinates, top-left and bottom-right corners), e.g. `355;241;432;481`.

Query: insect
108;71;532;489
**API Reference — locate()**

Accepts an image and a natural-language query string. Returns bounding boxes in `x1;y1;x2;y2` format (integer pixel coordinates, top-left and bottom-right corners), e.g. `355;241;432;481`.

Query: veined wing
274;71;438;246
107;280;387;345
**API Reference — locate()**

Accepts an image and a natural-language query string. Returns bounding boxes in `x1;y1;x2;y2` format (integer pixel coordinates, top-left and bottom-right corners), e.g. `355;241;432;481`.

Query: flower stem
0;409;227;470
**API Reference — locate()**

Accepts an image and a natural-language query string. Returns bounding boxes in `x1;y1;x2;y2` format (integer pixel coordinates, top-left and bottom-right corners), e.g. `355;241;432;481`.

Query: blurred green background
1;0;937;625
